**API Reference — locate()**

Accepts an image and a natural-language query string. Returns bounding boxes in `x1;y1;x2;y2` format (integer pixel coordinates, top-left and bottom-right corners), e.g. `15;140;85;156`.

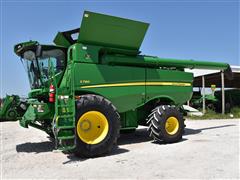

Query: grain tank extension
13;11;231;157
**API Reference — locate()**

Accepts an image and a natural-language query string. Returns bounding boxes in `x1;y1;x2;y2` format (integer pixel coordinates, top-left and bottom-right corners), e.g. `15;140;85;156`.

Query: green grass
187;107;240;120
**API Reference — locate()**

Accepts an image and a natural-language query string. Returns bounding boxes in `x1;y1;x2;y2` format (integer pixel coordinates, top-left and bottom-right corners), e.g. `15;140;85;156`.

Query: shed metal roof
186;65;240;88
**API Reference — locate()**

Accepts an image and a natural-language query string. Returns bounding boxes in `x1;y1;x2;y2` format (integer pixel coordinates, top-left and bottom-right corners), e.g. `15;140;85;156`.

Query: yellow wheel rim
165;116;179;135
77;111;109;144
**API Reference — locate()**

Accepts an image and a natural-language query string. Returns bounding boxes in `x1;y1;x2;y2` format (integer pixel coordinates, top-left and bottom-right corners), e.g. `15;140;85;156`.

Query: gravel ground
0;119;239;179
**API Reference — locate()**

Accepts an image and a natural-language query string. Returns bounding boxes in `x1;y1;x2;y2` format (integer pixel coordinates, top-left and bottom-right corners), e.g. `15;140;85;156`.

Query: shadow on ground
63;147;129;164
118;128;151;145
16;141;55;153
184;124;236;136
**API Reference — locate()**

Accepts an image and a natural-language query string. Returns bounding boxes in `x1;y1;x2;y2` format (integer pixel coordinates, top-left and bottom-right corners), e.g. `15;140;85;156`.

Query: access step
57;135;75;140
58;115;74;119
58;105;74;108
57;125;75;129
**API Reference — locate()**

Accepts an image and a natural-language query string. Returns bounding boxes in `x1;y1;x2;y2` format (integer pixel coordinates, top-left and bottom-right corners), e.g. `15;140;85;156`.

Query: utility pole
202;75;206;114
221;71;225;114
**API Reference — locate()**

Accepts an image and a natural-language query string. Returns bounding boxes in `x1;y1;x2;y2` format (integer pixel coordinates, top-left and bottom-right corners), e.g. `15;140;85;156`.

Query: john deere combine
11;11;231;157
0;95;27;121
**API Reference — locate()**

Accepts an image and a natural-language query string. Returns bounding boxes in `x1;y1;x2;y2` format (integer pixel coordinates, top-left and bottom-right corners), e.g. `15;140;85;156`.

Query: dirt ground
0;119;239;179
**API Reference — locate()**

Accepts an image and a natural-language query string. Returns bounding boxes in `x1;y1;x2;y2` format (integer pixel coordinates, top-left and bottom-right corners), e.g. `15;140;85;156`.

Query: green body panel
78;11;149;51
73;63;145;112
53;32;72;48
21;100;53;123
71;62;193;112
20;105;36;127
120;110;138;129
146;69;193;106
69;43;100;64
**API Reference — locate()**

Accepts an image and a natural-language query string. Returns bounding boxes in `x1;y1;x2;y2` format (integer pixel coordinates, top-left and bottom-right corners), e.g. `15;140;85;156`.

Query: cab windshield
23;48;65;89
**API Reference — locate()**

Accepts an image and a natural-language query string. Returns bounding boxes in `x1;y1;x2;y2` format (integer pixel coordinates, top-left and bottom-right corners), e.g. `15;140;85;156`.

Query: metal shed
186;65;240;114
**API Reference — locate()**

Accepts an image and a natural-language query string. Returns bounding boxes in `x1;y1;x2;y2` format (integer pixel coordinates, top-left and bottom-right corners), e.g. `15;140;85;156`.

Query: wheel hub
165;116;179;135
80;119;91;132
77;111;109;144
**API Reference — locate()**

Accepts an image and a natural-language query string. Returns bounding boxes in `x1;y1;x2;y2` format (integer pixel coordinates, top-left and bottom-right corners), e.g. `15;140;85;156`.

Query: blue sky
0;1;239;97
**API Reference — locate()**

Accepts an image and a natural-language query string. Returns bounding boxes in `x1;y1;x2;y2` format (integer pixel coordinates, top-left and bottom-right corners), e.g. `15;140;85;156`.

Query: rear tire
147;105;185;143
74;94;120;158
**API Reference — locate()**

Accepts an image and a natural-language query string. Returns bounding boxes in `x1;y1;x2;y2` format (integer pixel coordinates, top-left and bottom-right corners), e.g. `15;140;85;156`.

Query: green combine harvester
0;95;27;121
9;11;231;157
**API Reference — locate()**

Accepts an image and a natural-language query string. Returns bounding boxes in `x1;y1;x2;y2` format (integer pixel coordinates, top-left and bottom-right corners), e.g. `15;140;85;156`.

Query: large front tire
74;95;120;157
147;105;185;143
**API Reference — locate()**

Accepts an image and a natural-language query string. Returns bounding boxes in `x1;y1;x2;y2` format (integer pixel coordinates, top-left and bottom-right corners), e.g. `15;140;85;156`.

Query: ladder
54;91;76;151
50;62;76;151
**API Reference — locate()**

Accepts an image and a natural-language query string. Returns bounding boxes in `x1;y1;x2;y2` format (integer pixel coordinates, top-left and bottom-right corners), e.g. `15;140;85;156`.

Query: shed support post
221;71;225;114
202;75;206;114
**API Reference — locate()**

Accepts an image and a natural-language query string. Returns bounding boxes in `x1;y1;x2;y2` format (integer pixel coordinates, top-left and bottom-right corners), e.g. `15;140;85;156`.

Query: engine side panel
146;69;193;106
74;63;145;113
